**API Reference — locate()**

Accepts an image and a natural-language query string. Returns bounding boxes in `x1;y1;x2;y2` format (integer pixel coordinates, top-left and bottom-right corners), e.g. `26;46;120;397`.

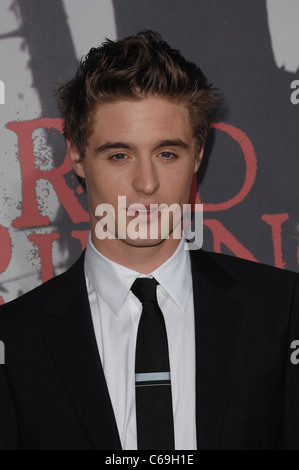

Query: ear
193;145;205;173
67;139;85;178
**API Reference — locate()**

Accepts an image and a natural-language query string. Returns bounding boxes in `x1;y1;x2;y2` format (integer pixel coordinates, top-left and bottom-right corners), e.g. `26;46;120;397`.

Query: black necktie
131;277;175;450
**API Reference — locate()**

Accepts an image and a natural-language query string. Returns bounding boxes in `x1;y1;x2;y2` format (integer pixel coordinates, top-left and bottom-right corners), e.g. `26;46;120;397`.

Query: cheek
85;166;130;205
176;172;195;204
169;165;194;192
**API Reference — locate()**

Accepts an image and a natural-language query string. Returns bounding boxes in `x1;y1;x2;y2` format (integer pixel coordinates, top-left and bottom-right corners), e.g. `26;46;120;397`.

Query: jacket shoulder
190;248;298;297
207;251;297;280
203;250;298;298
0;252;85;328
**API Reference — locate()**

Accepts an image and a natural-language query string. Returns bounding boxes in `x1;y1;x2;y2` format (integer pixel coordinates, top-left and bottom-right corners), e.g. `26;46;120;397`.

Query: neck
90;233;181;274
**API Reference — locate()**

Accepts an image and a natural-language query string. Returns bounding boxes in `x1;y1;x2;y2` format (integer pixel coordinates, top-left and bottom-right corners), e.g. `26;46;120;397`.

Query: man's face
69;96;203;251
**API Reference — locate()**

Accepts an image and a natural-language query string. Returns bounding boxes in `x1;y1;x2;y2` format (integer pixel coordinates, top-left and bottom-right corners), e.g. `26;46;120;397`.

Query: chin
121;237;168;248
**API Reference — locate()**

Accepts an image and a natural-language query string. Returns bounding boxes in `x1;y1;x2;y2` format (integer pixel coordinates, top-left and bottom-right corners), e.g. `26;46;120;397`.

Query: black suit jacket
0;249;298;450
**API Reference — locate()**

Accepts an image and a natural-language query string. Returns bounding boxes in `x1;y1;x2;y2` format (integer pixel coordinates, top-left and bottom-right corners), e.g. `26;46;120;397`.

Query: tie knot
131;277;158;304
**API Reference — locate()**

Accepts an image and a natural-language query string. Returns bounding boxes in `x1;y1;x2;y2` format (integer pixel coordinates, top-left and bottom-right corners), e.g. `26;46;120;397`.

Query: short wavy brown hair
56;30;221;158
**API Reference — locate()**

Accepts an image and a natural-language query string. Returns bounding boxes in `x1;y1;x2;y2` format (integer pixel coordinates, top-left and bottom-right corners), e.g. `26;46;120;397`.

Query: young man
0;31;298;450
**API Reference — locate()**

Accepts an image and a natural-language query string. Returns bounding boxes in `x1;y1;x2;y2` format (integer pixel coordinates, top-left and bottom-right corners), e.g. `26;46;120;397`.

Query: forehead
89;97;194;144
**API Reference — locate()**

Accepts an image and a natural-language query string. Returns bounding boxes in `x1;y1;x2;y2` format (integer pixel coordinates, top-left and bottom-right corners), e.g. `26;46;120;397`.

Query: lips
127;204;160;216
126;203;161;221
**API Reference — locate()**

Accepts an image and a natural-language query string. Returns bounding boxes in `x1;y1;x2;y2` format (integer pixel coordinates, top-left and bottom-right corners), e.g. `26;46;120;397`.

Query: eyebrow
158;139;189;149
95;139;189;153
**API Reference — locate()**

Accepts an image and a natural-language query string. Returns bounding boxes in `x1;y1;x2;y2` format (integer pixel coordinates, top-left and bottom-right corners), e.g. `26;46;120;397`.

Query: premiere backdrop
0;0;298;304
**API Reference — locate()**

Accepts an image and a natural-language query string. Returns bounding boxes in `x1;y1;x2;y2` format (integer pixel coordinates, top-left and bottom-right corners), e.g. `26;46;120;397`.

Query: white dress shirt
84;235;197;450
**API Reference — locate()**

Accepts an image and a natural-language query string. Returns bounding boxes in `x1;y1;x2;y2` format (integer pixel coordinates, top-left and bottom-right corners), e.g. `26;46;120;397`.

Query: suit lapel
42;252;121;450
190;250;243;450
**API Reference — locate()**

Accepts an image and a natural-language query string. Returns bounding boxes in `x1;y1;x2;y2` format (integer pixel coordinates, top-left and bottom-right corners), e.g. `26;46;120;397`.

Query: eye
109;153;127;162
159;151;177;160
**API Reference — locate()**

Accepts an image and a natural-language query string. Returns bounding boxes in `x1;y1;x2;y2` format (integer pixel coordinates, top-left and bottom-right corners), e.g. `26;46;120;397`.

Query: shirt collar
151;236;192;311
84;234;192;315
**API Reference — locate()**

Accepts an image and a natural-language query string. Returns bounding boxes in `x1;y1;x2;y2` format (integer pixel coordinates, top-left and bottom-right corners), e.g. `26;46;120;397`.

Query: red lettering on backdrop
189;123;259;262
6;118;88;228
3;117;292;294
71;230;89;250
28;232;60;283
203;219;259;262
0;225;12;305
261;214;289;269
190;123;257;211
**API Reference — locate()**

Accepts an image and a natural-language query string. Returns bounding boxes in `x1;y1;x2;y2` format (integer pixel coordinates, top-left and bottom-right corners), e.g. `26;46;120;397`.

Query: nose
132;157;160;196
